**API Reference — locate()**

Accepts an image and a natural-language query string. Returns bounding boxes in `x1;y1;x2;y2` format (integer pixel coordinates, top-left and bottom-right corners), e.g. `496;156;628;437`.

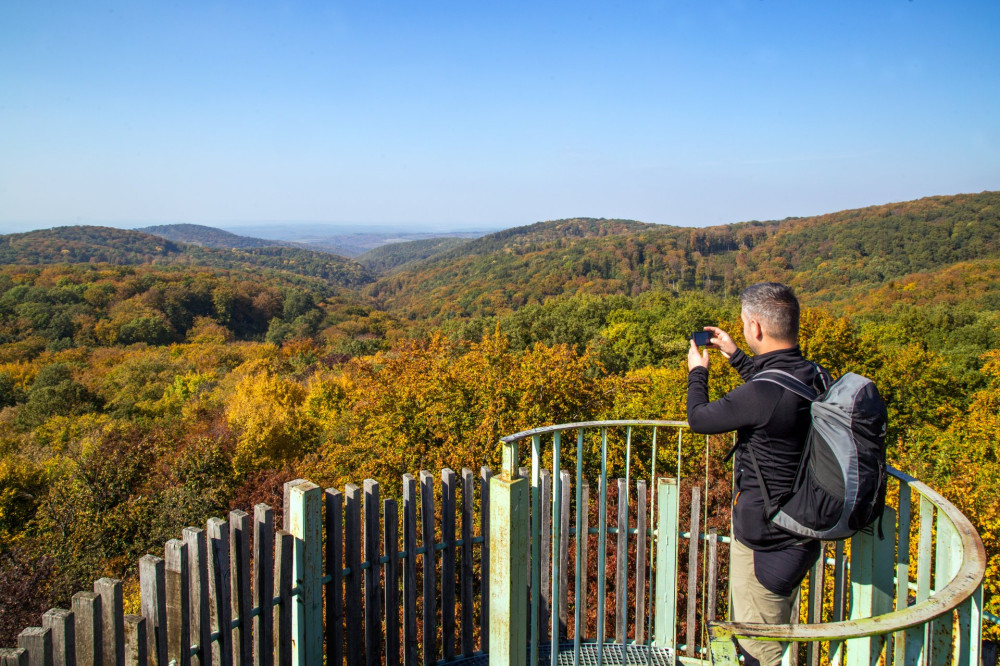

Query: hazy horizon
2;3;997;234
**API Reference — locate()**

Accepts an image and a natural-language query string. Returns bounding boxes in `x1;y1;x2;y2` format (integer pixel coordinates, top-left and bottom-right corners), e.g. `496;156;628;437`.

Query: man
686;282;823;666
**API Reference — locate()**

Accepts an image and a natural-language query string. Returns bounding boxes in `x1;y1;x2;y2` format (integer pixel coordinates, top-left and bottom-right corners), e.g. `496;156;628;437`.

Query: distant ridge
0;225;374;288
366;192;1000;319
356;237;470;274
137;223;299;250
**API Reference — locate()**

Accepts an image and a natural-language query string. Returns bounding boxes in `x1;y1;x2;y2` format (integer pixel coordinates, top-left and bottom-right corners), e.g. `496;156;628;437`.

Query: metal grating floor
447;643;676;666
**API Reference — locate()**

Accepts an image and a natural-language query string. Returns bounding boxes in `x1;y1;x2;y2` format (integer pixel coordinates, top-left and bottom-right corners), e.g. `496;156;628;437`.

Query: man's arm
687;367;774;434
727;348;757;382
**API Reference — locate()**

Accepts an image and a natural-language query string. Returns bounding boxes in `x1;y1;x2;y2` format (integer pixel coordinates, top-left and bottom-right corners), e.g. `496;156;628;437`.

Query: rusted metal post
489;440;528;666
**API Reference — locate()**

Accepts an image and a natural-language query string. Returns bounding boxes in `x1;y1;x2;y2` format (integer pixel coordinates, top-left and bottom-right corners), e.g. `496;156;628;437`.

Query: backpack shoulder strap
752;369;819;401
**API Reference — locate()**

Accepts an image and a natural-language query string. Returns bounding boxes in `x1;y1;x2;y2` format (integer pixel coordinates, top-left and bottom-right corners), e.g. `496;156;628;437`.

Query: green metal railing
490;421;987;666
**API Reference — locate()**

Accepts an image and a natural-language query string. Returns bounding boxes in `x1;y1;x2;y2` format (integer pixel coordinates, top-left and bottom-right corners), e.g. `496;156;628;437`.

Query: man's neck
754;339;798;355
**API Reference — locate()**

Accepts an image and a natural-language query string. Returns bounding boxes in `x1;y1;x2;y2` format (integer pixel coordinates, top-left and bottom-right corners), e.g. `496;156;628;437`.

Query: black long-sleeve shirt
687;346;822;551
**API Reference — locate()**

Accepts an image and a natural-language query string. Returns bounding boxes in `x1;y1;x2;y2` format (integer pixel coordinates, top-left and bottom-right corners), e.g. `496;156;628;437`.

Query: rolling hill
366;192;1000;319
0;226;375;289
136;223;300;250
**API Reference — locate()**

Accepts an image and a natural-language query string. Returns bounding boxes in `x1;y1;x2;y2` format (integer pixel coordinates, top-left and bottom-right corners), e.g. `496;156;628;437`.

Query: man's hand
688;338;709;371
703;326;738;359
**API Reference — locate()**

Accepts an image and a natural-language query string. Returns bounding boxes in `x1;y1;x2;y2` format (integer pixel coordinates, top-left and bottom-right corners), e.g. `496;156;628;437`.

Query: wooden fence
1;467;729;666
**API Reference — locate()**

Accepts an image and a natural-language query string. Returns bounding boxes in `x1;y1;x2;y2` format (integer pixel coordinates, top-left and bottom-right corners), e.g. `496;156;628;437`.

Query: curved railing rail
494;420;987;666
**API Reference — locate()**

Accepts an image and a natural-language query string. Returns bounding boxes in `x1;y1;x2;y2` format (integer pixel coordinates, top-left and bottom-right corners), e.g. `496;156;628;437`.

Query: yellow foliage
225;369;317;475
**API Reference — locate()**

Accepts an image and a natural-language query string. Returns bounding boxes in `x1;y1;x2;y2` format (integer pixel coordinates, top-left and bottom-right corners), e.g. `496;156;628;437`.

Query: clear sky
1;1;998;234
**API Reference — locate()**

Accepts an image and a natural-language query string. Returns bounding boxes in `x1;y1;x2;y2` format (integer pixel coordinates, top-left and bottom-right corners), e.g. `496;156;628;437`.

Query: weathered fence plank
364;479;382;666
460;468;474;658
41;610;73;666
17;627;52;666
253;505;274;666
139;557;166;666
324;489;343;666
402;474;419;666
442;469;456;662
72;593;101;666
165;539;191;666
384;498;400;666
182;528;209;666
273;531;292;666
124;616;147;666
419;470;437;666
0;648;28;666
93;578;123;666
207;518;233;666
229;511;252;666
344;484;363;666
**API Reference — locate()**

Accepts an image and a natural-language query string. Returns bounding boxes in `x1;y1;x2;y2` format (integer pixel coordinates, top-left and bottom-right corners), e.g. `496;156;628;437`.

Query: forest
1;190;999;644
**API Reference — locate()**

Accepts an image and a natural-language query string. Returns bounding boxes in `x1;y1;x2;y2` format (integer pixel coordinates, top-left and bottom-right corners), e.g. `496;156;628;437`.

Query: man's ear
749;319;764;342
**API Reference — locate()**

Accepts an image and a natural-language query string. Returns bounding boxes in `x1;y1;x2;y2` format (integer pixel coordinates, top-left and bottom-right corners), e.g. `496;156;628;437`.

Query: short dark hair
740;282;800;341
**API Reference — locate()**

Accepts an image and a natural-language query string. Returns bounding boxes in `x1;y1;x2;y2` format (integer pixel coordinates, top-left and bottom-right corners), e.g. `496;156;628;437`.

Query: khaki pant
729;538;799;666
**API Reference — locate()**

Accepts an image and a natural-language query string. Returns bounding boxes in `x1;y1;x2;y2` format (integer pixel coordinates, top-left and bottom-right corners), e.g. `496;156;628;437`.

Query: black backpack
748;368;889;541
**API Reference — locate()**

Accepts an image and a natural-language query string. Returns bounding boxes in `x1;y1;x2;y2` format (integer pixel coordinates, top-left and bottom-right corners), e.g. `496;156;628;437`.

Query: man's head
739;282;800;354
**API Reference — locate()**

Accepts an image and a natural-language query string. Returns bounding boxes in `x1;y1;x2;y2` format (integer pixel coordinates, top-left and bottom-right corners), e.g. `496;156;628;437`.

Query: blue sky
1;1;997;233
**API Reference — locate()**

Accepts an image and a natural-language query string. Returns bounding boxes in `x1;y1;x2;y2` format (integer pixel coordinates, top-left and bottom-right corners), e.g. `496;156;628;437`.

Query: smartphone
691;330;713;347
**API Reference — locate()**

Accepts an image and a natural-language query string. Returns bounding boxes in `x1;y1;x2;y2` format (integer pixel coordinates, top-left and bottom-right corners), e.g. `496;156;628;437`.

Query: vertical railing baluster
540;469;551;647
615;478;628;661
893;482;911;666
596;429;609;666
530;435;541;666
931;510;960;666
635;480;648;646
830;540;847;666
911;496;934;666
558;469;571;645
807;544;825;666
706;528;718;624
573;429;585;666
580;481;590;643
550;433;562;666
686;485;701;658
